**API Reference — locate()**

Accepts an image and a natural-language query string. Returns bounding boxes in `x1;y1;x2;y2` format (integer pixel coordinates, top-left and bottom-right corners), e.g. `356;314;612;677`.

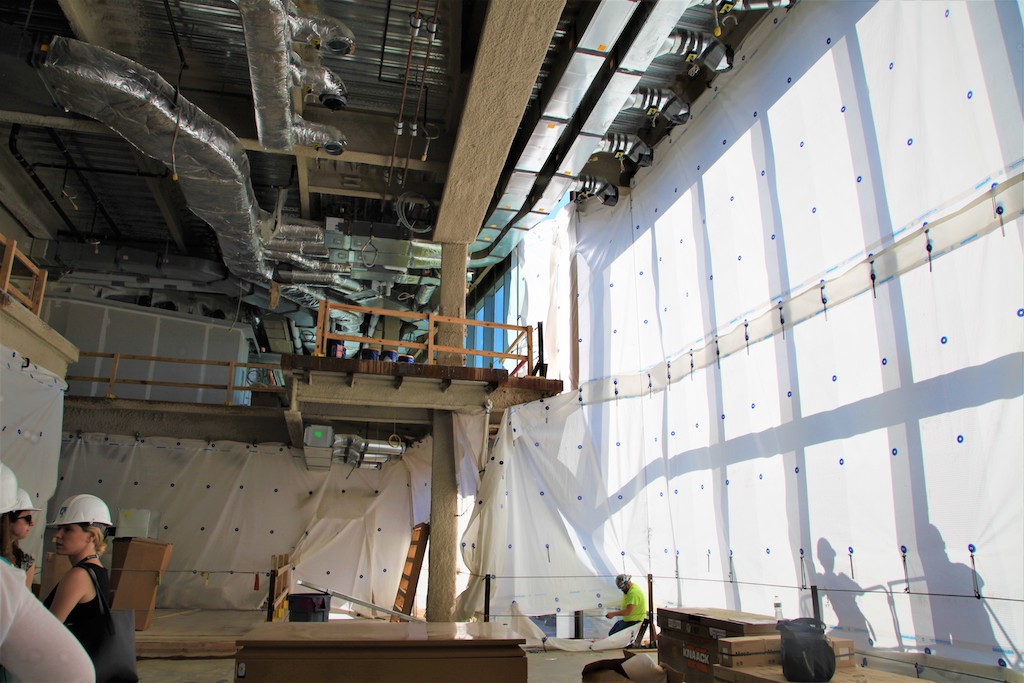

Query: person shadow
915;523;998;658
815;537;874;647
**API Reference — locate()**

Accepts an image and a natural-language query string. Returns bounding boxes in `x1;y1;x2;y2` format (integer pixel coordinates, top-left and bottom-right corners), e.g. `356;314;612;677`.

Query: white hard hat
13;489;42;512
48;494;112;527
0;463;17;514
615;574;632;590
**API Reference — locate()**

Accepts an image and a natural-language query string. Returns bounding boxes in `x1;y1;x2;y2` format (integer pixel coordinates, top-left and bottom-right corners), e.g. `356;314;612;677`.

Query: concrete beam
129;149;188;253
432;0;565;244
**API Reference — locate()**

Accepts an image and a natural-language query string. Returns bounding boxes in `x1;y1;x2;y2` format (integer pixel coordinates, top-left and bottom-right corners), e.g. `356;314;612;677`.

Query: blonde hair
85;525;108;556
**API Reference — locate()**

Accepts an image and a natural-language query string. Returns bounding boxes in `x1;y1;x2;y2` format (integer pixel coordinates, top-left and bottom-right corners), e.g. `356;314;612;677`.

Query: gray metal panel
577;1;640;54
535;175;575;215
484;209;519;230
619;0;698;73
514;118;568;173
581;71;644;135
557;134;604;177
543;52;606;121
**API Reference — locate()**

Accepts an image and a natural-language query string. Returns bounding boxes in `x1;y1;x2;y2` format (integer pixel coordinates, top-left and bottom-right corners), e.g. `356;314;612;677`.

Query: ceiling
0;0;779;355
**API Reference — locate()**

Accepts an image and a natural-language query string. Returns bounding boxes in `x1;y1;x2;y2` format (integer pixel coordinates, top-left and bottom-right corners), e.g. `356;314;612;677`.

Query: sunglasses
11;514;33;524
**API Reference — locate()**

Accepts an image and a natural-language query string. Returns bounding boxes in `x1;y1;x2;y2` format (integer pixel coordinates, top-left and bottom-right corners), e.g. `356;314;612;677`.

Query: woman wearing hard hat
1;487;42;588
0;462;95;682
44;494;116;660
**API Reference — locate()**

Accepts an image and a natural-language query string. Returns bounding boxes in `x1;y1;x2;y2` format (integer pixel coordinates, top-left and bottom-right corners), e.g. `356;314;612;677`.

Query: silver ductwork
622;87;690;125
573;176;619;207
290;7;357;55
289;54;348;111
274;222;325;241
599;132;653;167
235;0;350;152
37;36;274;287
660;29;732;72
333;435;406;470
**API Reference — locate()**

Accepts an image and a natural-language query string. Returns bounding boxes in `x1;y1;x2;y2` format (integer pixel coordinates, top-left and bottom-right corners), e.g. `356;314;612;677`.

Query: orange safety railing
68;352;286;405
0;234;48;315
314;301;535;376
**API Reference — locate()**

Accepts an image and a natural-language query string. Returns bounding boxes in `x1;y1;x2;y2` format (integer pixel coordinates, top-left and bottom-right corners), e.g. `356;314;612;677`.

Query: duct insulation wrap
292;114;346;154
290;12;357;55
267;238;329;256
37;36;273;286
235;0;294;151
274;223;325;241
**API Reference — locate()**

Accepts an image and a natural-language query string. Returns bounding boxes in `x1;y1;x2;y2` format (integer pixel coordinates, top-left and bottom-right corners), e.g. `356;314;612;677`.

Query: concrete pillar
436;242;467;366
426;410;458;621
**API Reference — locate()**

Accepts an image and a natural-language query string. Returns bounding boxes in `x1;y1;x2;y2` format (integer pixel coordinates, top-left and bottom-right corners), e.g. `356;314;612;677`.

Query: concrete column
426;410;458;621
436;242;468;366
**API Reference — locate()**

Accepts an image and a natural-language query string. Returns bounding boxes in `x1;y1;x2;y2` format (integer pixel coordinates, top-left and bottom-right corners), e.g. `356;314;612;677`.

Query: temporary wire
162;0;189;181
395;191;434;233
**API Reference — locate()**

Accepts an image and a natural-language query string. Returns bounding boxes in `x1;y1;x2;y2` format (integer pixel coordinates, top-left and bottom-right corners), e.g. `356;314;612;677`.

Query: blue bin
358;348;379;361
381;350;397;362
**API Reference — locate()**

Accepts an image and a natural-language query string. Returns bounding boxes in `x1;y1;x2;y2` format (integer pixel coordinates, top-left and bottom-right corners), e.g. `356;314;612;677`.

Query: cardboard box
719;636;766;655
40;552;72;600
829;637;856;667
110;537;173;630
720;653;781;668
657;608;778;683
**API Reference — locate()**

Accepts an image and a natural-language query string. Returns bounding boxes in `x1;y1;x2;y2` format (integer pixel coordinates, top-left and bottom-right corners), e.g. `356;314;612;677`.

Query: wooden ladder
390;523;429;621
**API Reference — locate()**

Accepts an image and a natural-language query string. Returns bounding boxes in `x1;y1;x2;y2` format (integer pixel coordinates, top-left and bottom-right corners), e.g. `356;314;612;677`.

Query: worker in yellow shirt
606;573;646;635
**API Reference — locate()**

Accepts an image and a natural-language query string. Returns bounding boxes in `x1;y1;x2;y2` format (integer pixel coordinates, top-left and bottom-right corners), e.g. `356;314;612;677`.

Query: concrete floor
137;649;621;682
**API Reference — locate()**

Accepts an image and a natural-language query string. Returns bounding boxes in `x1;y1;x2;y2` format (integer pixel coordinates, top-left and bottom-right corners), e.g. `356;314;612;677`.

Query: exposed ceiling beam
129;149;187;253
307;169;443;202
432;0;566;245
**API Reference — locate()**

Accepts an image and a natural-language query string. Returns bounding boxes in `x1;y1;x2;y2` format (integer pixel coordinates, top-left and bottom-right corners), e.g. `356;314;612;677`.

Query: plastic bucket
358;348;379;361
381;350;397;362
397;354;414;363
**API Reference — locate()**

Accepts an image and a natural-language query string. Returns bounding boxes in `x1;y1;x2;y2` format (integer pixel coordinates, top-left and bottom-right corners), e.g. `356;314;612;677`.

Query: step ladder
391;523;429;622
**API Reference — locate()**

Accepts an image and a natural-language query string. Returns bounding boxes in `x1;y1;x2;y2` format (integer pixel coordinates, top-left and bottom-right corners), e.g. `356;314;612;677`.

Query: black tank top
43;559;111;656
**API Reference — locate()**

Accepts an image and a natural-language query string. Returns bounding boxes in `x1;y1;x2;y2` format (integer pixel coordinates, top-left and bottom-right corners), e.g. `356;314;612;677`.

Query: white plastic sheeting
459;0;1023;670
0;344;66;568
54;435;431;611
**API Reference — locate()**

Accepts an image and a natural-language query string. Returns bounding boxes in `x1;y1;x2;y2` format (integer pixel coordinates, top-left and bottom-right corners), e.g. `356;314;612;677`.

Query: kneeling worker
606;573;646;635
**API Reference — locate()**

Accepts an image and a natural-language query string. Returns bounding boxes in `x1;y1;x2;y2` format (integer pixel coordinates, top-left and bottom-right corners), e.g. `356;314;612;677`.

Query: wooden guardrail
314;301;535;376
68;352;286;405
0;234;47;315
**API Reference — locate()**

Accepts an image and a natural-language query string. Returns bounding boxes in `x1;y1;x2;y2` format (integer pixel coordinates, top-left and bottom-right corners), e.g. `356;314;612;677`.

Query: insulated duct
333;435;406;469
36;36;274;286
660;29;732;72
235;0;349;152
598;132;653;167
290;8;357;55
573;176;619;207
622;87;690;125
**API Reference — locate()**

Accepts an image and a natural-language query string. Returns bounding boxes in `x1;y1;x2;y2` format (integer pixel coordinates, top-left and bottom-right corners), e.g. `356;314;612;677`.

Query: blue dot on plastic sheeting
812;207;817;213
849;547;855;554
924;648;932;655
957;435;964;443
787;391;793;397
800;141;805;148
882;358;888;365
540;491;545;496
618;495;623;500
999;659;1007;668
700;484;705;490
832;374;838;382
787;77;792;83
609;283;614;288
725;479;730;486
840;105;846;113
771;234;776;240
535;442;540;447
759;473;763;480
621;551;626;556
751;403;756;409
907;138;914;146
754;111;758;118
892;448;898;456
660;492;664;497
967;90;973;100
671;430;676;436
945;8;950;17
941;336;948;344
674;489;679;494
578;444;583;450
839;458;845;465
616;441;621;447
545;405;550;410
889;62;894;70
795;467;800;474
738;255;742;261
578;496;583;501
1017;308;1024;317
578;338;583;343
508;544;512;549
857;175;863;183
766;547;772;554
968;543;976;553
800;548;805;556
730;195;735;202
721;414;726;420
761;170;765;176
900;545;907;554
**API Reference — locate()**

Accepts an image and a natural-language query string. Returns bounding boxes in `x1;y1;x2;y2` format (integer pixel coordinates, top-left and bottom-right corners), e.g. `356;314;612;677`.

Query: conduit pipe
385;0;424;192
403;0;440;180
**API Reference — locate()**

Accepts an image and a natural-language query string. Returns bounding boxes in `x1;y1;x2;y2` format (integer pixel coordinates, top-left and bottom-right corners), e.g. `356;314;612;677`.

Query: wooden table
234;621;526;683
